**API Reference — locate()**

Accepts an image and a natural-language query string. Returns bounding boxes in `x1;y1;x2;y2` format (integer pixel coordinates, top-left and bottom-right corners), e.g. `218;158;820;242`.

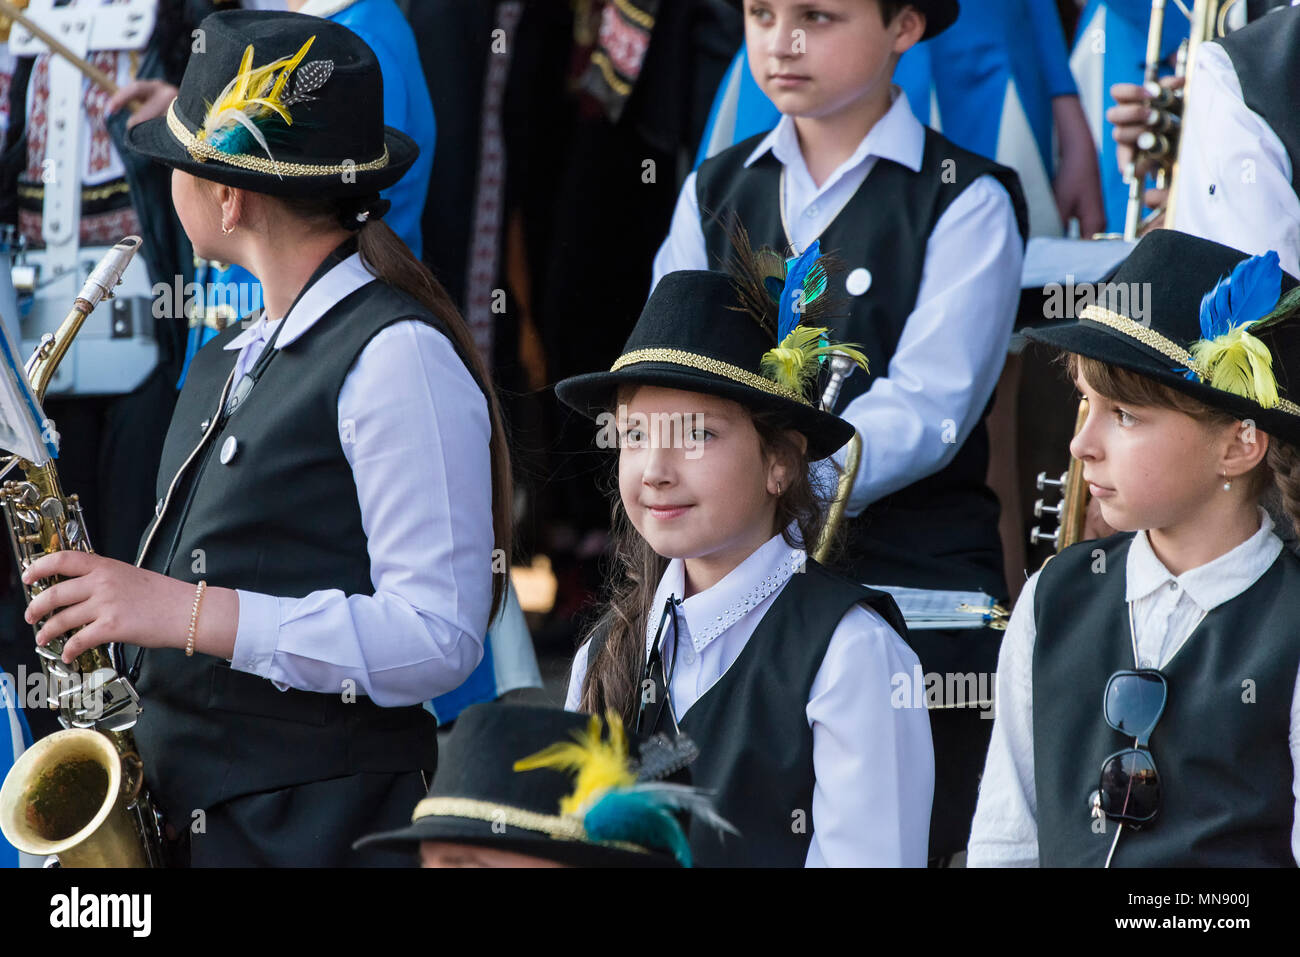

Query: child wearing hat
653;0;1028;860
557;238;934;867
356;702;732;868
969;229;1300;866
17;10;512;866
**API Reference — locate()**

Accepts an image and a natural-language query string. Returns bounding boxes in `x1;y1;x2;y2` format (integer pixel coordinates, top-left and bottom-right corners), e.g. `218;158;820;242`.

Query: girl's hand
21;551;202;662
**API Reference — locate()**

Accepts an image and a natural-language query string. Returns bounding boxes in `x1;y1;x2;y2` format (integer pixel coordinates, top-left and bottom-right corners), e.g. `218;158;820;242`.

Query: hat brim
352;815;679;868
123;106;418;197
555;363;856;462
1023;320;1300;446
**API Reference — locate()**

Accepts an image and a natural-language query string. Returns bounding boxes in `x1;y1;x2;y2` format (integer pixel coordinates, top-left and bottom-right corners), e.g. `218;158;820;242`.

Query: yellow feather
200;37;317;148
1189;325;1280;409
512;710;636;816
760;326;869;395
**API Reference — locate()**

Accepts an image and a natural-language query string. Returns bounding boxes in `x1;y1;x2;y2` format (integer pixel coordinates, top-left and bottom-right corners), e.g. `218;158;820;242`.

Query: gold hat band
1079;304;1300;418
410;797;648;855
166;99;390;177
610;347;812;407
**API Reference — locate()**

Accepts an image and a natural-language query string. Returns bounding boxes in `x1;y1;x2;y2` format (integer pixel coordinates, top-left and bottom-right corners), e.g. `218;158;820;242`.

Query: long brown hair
1066;352;1300;540
257;191;514;620
578;400;836;724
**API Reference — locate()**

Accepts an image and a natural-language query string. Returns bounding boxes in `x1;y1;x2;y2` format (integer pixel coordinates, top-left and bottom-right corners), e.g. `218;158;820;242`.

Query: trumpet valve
1029;525;1060;547
1034;499;1062;519
1035;471;1065;491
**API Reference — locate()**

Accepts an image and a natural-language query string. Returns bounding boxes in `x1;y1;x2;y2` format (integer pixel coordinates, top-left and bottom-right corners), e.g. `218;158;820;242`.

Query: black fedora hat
354;704;711;867
1024;229;1300;447
125;10;417;197
556;244;862;461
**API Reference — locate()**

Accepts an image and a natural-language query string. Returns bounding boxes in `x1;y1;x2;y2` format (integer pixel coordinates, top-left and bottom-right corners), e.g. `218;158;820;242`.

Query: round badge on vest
846;267;872;296
220;436;239;465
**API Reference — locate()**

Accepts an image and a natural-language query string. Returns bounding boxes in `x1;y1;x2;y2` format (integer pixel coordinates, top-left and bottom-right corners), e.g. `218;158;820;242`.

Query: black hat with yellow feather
354;703;734;867
124;10;417;198
1024;230;1300;447
556;226;868;461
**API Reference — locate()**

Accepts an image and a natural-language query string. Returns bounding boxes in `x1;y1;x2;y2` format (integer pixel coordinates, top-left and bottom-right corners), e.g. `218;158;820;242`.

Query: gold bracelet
186;580;207;657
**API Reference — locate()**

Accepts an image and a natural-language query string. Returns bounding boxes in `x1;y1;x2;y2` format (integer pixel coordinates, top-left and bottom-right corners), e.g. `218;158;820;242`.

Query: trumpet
1123;0;1240;239
0;237;165;867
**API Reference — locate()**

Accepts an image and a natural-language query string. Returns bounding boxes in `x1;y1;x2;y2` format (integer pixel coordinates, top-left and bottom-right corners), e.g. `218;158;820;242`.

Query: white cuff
229;589;290;692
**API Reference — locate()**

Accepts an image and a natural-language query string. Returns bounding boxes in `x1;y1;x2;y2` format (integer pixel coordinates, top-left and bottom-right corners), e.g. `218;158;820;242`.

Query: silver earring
221;223;234;235
1222;472;1232;492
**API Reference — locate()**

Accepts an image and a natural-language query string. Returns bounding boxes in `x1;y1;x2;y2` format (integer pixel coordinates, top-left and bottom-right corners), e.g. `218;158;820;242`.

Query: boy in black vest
653;0;1027;859
969;229;1300;866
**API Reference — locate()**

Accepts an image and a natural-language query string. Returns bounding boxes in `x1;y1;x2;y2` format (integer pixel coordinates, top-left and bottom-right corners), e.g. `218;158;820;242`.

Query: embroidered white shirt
214;253;494;706
967;508;1300;866
651;87;1024;513
565;532;934;866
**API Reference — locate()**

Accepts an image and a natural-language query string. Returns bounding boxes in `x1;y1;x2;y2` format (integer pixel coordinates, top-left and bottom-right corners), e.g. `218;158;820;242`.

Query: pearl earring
1222;472;1232;492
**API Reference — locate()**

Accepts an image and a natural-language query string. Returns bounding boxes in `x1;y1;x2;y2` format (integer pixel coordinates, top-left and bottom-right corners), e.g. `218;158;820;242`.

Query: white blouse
214;253;495;707
566;533;935;866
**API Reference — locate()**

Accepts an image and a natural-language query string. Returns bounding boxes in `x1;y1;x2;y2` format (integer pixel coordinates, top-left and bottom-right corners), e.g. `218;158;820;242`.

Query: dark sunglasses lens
1106;672;1165;737
1100;749;1160;822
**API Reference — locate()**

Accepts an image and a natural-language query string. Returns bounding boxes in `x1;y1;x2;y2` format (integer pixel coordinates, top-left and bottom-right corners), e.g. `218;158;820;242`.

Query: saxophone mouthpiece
76;235;142;311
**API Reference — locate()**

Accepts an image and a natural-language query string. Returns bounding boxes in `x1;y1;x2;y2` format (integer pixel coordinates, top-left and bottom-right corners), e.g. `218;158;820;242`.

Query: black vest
695;129;1028;597
1032;534;1300;867
1220;9;1300;191
664;561;908;866
133;272;456;819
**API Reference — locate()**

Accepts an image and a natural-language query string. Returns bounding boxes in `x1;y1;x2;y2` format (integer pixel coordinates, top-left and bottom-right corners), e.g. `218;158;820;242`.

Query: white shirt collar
742;85;924;183
647;532;808;655
224;252;375;353
1125;507;1283;610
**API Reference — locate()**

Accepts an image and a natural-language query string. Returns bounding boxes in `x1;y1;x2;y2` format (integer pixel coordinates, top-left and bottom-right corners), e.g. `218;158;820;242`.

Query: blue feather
1198;251;1282;341
583;790;693;867
777;240;822;342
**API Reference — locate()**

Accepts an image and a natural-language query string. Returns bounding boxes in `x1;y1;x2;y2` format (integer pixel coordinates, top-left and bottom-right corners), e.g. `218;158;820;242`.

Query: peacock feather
198;36;331;165
1187;251;1284;408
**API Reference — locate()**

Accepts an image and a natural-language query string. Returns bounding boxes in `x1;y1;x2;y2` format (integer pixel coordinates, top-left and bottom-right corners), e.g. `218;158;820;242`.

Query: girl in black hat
18;10;511;866
969;230;1300;867
556;236;934;866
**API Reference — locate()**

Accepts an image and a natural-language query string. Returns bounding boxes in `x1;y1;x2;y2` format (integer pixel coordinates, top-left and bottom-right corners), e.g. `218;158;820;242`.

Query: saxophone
0;236;165;867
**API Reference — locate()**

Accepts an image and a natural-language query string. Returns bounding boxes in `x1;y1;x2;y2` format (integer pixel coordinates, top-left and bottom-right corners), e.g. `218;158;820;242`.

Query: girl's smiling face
617;385;797;593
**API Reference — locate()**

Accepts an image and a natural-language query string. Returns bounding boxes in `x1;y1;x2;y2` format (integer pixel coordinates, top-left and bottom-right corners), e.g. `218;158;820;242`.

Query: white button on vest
220;436;239;465
846;267;872;296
